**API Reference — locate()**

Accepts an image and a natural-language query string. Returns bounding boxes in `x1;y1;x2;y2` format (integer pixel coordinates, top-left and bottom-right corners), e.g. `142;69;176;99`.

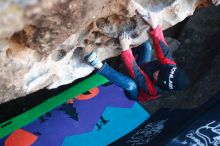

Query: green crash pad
0;74;108;138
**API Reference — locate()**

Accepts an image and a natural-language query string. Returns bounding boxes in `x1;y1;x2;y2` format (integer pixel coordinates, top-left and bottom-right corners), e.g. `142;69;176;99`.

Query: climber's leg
136;40;152;66
85;51;138;100
97;63;138;100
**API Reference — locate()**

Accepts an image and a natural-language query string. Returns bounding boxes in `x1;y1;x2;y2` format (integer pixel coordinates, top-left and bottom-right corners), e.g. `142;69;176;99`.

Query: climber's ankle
84;51;103;69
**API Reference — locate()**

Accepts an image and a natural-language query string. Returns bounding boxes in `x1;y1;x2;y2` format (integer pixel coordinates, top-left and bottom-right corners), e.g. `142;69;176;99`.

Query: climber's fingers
119;33;123;40
123;32;126;39
124;32;129;40
124;32;127;39
121;32;126;40
124;32;128;39
125;32;131;40
128;34;132;41
119;32;132;41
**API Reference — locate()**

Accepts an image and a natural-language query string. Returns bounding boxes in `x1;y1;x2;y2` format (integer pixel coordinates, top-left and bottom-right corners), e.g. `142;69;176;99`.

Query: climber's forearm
121;49;136;78
149;25;176;65
119;32;139;78
145;12;167;44
149;25;167;46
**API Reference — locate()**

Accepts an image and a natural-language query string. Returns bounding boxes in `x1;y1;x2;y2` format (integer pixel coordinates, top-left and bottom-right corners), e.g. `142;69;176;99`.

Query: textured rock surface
0;0;216;102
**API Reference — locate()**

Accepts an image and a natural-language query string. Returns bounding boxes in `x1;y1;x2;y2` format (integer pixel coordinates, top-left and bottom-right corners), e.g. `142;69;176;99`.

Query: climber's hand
119;32;132;51
138;10;158;29
146;12;159;29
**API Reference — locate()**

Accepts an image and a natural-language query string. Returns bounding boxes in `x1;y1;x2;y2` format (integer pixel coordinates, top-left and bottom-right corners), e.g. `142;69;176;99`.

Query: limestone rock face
0;0;216;102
